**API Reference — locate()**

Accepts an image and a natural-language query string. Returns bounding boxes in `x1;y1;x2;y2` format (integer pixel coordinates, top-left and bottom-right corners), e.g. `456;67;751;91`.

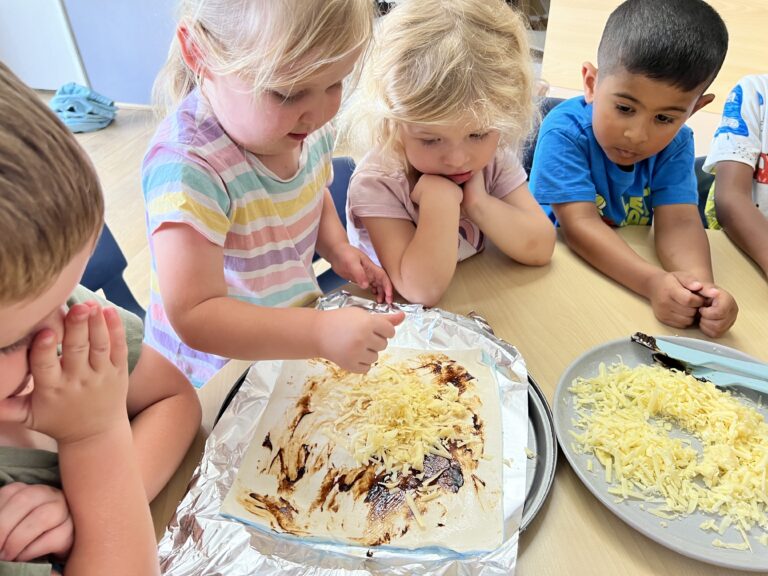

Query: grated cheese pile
569;362;768;548
320;358;481;475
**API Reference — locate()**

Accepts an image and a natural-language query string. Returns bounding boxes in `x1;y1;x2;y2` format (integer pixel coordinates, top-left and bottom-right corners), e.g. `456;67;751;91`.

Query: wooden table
151;227;768;575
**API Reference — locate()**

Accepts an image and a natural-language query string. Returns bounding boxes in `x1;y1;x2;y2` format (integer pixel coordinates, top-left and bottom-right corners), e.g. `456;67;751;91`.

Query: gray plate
522;374;557;531
553;336;768;572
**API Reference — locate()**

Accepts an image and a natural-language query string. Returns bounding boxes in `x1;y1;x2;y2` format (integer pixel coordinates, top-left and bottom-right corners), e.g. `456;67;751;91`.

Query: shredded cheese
318;355;481;475
570;362;768;548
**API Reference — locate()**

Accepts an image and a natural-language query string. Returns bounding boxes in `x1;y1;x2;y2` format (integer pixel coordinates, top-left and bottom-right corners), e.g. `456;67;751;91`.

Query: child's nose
444;148;468;169
623;120;649;145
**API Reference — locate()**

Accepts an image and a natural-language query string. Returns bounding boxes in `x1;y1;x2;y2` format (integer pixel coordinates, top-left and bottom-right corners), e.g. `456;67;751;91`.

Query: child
0;62;200;575
702;74;768;277
529;0;738;338
339;0;556;307
145;0;403;388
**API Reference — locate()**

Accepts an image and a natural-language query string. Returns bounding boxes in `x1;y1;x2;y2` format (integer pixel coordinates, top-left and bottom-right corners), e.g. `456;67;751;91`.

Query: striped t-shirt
142;90;330;387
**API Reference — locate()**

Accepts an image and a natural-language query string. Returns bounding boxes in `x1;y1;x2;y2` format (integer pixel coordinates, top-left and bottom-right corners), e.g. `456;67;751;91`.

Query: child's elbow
398;282;445;308
513;227;556;266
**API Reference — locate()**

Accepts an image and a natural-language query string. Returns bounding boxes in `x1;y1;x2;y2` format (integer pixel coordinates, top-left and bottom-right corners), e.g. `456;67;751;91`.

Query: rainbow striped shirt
142;90;329;387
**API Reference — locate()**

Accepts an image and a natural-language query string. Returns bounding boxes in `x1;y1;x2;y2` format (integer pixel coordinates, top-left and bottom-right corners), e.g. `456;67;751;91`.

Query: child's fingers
103;307;128;368
28;329;61;388
59;304;92;373
15;517;72;562
86;306;110;371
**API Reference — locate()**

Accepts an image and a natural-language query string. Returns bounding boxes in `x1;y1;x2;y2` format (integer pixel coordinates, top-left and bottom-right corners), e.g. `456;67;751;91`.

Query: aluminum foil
159;292;529;575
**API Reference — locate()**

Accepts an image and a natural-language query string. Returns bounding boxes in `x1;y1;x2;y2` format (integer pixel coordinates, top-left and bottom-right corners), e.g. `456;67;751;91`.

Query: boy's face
582;63;714;166
0;243;92;423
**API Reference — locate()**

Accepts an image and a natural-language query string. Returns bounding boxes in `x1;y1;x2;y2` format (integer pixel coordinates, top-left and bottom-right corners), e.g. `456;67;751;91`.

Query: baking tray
158;293;557;575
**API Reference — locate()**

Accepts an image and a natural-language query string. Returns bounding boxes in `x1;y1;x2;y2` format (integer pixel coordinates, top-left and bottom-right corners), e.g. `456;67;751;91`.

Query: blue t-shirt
529;96;697;226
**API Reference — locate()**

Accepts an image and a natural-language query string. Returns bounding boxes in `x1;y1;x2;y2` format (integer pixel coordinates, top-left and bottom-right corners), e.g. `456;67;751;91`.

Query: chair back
81;224;145;319
316;157;357;293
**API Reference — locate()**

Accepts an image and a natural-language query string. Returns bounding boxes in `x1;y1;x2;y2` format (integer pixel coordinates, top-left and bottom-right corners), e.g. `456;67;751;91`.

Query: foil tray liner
159;292;530;575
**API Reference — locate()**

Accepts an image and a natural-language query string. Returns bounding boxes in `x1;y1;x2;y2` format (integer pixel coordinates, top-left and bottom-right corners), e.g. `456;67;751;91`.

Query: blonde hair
0;61;103;304
153;0;374;115
339;0;535;167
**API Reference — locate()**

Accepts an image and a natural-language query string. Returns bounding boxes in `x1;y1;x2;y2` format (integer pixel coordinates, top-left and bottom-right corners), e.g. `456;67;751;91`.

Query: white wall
0;0;87;89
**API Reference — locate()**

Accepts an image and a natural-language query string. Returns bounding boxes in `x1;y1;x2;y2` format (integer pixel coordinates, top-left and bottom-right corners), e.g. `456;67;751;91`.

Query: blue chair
522;97;565;177
81;224;145;320
316;157;357;293
694;155;715;228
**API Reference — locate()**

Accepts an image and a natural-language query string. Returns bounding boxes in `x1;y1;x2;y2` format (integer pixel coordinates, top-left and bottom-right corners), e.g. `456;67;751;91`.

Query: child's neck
258;146;302;180
0;422;56;452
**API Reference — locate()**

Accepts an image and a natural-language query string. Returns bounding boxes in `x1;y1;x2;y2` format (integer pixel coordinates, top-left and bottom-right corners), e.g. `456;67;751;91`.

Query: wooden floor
72;106;158;308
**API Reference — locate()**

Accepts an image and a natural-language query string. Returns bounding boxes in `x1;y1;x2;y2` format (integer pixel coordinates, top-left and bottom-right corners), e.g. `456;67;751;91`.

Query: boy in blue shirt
530;0;738;337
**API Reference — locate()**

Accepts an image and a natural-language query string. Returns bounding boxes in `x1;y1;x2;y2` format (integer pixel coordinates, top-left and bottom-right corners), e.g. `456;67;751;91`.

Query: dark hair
598;0;728;92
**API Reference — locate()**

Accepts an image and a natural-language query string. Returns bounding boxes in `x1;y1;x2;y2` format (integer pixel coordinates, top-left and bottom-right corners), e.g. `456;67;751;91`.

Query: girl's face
399;113;500;185
204;50;361;164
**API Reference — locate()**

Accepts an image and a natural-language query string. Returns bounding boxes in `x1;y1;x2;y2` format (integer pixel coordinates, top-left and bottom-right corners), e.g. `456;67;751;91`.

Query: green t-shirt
0;285;144;575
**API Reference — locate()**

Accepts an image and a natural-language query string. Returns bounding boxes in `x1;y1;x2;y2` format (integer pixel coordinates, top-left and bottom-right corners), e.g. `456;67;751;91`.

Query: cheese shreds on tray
569;362;768;550
220;348;504;553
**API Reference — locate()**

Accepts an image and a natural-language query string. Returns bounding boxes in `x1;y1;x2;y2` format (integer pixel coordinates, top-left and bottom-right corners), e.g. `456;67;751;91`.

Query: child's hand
459;170;488;218
326;243;394;303
0;483;73;562
697;284;738;337
316;308;405;373
410;174;463;206
647;271;707;328
25;303;130;445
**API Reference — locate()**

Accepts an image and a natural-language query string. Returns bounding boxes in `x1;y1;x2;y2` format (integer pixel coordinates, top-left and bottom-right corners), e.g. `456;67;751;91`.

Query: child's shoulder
353;149;409;183
539;96;592;136
736;74;768;93
150;90;229;154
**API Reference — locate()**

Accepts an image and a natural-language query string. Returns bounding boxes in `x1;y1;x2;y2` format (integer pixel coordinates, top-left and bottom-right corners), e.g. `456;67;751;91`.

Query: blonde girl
340;0;556;306
144;0;403;387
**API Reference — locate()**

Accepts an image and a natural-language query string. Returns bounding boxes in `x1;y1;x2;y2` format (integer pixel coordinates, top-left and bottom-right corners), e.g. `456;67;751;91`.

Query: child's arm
153;224;403;373
554;201;707;328
653;204;715;281
714;160;768;276
461;172;555;266
314;188;393;303
27;304;159;576
361;174;464;306
125;345;201;500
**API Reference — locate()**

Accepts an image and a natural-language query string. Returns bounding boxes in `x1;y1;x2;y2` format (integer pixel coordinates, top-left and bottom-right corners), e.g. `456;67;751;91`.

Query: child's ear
582;62;598;103
177;25;207;78
690;93;716;116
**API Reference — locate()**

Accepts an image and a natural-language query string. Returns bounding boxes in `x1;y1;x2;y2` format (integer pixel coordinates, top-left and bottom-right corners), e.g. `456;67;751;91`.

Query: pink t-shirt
347;148;528;264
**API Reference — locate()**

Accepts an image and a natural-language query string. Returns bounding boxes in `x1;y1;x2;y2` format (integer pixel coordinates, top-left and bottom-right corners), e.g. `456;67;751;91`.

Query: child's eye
655;114;675;124
420;138;440;146
615;104;633;114
0;336;31;356
469;132;489;141
269;90;304;104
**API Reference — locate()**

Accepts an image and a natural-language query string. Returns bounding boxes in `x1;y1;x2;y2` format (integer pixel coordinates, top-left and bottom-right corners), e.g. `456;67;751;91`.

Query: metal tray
159;294;557;575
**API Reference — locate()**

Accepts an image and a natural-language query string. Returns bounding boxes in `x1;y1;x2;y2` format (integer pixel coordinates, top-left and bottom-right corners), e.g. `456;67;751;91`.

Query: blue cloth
49;83;117;133
529;96;697;227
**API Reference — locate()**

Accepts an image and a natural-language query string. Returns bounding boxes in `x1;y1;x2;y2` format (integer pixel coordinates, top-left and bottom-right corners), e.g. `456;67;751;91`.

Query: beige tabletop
150;226;768;575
